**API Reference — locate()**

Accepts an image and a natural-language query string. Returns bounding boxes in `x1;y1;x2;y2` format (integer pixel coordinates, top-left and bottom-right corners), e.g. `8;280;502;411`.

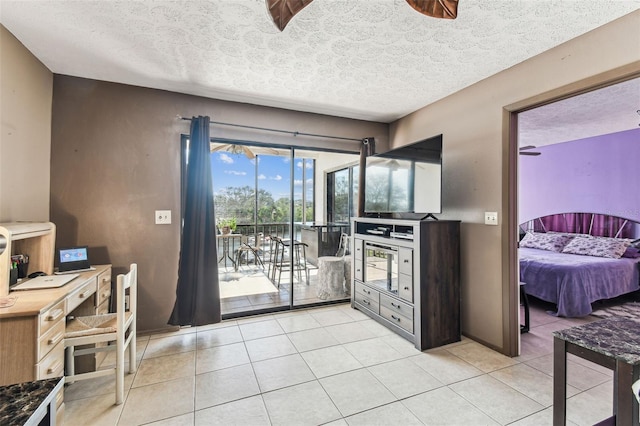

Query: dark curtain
357;137;375;217
169;116;221;326
533;213;633;238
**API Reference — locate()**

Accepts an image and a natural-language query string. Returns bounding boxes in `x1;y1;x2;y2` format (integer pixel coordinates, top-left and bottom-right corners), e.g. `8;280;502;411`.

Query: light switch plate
485;211;498;226
155;210;171;225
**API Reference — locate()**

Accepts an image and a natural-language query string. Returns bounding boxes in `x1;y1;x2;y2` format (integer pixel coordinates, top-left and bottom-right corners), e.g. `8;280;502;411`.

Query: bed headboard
519;212;640;239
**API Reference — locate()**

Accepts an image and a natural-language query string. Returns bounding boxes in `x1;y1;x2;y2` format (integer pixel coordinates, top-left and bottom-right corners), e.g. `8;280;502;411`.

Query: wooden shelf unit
0;222;56;297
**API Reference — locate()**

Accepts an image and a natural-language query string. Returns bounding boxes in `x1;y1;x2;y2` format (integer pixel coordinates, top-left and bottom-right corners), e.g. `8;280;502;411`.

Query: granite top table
0;377;63;426
553;317;640;426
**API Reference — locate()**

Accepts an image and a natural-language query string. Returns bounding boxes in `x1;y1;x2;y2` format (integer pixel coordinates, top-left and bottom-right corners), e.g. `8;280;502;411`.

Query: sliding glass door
183;138;358;318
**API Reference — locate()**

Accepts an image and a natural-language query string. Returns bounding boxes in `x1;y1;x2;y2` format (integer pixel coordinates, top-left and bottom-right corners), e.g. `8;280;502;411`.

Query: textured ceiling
1;0;639;130
519;77;640;148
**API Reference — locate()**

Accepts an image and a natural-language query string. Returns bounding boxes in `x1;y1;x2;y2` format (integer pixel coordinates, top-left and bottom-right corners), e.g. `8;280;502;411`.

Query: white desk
0;265;111;386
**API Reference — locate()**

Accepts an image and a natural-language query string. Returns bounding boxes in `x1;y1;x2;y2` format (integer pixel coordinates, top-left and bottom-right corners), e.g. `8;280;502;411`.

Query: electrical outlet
155;210;171;225
485;211;498;226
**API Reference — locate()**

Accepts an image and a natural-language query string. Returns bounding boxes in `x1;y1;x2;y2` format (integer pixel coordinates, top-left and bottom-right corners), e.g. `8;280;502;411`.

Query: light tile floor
63;300;614;426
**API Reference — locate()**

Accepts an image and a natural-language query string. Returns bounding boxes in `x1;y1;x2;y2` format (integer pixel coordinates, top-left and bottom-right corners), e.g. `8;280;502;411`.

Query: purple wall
519;128;640;226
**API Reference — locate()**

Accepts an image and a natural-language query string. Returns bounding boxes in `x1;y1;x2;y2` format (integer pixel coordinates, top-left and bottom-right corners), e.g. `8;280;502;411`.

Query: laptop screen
58;246;91;272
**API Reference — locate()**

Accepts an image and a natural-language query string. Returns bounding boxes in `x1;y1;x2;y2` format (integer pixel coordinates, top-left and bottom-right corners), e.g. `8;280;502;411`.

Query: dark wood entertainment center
351;217;461;350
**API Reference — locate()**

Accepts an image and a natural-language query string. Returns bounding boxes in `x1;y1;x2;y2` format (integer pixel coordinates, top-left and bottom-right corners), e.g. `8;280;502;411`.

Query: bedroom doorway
508;73;640;356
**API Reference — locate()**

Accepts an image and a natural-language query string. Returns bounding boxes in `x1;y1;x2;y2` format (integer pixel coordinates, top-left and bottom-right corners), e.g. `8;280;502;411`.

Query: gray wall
390;11;640;351
50;76;388;332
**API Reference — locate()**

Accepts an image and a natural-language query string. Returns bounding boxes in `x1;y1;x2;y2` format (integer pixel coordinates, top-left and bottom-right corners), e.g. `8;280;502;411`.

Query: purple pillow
622;247;640;258
562;236;629;258
520;232;574;252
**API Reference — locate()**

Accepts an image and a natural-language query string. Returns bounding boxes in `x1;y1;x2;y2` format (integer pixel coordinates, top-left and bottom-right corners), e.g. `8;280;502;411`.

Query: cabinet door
398;248;413;276
354;238;364;260
398;273;413;302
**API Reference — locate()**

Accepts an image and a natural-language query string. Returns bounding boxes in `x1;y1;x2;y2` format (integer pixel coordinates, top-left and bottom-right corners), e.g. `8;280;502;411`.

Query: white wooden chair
63;263;137;405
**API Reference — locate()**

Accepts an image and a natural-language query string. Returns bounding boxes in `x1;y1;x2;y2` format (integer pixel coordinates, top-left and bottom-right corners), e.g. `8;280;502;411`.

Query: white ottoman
317;256;345;299
343;256;352;296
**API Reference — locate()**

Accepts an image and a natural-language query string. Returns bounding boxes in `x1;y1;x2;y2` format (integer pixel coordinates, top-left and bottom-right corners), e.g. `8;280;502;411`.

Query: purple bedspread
519;248;640;317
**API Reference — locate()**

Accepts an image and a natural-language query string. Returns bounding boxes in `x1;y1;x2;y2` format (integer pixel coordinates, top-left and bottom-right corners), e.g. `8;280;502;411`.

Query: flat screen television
364;134;442;216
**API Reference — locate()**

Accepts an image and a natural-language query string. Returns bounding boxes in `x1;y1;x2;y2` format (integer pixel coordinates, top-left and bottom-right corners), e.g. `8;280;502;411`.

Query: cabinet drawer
66;279;96;314
37;341;64;379
96;273;112;308
354;239;364;261
398;248;413;276
38;318;65;360
398;273;413;302
355;281;378;299
380;305;414;333
380;293;414;321
354;282;379;313
354;293;379;314
39;299;65;336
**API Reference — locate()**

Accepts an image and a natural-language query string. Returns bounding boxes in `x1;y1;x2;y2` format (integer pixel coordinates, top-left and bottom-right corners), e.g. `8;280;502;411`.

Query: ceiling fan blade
519;151;541;156
210;143;231;153
405;0;459;19
242;146;256;159
519;145;537;151
266;0;314;31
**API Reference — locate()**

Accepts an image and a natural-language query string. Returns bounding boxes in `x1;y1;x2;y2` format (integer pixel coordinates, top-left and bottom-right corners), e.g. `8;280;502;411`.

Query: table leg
615;361;640;426
553;337;567;426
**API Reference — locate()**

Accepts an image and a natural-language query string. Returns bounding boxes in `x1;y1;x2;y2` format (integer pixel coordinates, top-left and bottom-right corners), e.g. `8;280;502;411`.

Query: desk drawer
38;318;65;360
37;341;64;379
97;269;112;306
66;279;96;314
380;305;414;333
39;299;65;336
97;278;112;308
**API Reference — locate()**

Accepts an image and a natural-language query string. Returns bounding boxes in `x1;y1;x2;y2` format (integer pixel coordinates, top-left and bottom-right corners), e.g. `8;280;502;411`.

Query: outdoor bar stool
271;236;309;288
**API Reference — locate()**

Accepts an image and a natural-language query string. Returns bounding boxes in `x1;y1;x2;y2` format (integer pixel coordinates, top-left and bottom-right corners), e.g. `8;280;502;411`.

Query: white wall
314;151;360;223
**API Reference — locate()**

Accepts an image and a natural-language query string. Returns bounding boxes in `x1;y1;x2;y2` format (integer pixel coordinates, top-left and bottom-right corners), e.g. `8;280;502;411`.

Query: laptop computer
11;273;79;291
55;246;96;274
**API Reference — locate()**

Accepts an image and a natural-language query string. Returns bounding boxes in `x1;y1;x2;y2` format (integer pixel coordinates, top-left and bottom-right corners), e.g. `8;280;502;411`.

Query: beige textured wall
0;25;52;222
50;76;388;332
390;11;640;351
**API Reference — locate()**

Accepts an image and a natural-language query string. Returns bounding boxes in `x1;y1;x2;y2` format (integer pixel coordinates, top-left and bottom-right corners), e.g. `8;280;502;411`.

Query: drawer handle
363;288;370;294
391;315;401;322
47;361;62;375
391;302;401;310
101;291;111;298
403;259;410;263
48;332;63;346
79;291;88;298
362;299;370;305
46;309;64;322
102;277;110;283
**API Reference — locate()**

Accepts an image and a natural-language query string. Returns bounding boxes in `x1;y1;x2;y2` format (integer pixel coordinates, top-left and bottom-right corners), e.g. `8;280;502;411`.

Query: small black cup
10;268;18;286
17;262;29;279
